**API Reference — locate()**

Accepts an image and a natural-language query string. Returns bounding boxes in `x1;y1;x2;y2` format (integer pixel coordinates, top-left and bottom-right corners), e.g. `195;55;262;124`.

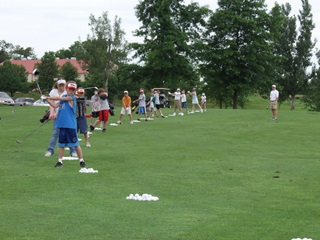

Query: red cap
66;83;77;90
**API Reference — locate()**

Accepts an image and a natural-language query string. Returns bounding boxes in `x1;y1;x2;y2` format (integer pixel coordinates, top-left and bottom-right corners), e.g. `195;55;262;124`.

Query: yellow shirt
122;96;131;108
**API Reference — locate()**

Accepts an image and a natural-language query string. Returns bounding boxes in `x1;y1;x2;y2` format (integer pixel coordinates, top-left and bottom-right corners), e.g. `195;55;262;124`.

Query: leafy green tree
271;0;315;110
37;52;59;93
59;61;79;81
200;0;273;109
302;51;320;111
0;61;27;96
54;49;75;59
77;12;128;93
0;40;14;63
11;45;36;60
132;0;210;89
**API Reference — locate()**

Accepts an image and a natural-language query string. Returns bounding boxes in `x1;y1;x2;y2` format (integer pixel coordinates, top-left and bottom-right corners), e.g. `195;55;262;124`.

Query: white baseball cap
272;85;276;88
57;79;66;85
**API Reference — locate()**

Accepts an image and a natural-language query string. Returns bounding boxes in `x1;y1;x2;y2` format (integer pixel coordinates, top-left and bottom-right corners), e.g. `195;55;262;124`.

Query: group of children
115;87;207;123
43;83;207;168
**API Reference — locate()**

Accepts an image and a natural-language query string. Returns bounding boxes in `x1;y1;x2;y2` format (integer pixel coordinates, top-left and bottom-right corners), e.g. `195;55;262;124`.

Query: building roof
9;59;86;74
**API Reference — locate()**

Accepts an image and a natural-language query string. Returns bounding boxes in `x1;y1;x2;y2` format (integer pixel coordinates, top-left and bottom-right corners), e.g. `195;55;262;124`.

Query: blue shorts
58;128;79;147
181;102;188;108
138;106;146;114
77;116;88;134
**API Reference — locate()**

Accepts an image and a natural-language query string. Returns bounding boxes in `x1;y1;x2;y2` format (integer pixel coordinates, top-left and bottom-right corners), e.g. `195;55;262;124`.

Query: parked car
0;92;15;106
14;97;35;106
33;99;50;107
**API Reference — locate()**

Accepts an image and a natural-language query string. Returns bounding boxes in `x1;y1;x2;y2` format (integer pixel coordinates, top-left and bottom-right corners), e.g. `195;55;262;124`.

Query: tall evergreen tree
271;0;315;110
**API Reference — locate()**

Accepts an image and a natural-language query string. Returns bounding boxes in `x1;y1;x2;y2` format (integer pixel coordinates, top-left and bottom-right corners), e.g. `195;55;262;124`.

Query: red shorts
99;109;109;122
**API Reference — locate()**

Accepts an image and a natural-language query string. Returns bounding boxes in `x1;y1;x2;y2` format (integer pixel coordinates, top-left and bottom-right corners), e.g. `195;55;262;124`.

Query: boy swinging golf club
42;81;87;168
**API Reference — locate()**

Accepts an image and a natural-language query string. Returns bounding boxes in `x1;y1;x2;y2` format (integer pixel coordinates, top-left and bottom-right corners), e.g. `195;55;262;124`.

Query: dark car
0;92;15;106
14;97;35;106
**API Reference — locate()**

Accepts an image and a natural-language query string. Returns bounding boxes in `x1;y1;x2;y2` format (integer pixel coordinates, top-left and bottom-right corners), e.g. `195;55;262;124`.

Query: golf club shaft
35;80;43;96
83;87;98;90
18;120;49;143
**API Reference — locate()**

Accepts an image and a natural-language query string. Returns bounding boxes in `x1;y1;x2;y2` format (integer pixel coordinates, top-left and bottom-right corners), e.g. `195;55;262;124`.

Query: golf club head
16;140;23;144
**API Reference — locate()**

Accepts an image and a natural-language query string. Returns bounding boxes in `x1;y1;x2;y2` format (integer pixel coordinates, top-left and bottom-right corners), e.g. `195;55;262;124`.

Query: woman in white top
188;88;203;113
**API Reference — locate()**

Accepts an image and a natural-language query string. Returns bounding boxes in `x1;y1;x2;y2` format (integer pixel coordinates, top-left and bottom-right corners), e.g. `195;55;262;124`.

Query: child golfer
44;81;87;168
89;88;109;132
118;90;133;124
76;87;90;147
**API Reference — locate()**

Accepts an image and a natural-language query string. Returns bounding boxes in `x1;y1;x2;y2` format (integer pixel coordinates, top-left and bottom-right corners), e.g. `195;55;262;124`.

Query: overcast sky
1;0;319;59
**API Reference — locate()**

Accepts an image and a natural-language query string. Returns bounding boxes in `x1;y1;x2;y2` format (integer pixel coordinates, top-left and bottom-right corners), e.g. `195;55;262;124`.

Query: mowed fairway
1;102;319;240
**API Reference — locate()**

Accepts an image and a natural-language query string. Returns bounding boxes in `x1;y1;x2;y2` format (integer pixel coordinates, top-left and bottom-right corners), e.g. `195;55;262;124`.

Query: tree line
1;0;320;110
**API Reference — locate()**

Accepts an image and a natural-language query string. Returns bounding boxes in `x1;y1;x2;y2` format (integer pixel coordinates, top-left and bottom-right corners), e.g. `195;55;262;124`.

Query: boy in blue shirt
44;81;87;168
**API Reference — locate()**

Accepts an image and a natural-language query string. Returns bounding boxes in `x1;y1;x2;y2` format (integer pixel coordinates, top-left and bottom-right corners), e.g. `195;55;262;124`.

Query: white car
33;99;50;107
0;92;15;106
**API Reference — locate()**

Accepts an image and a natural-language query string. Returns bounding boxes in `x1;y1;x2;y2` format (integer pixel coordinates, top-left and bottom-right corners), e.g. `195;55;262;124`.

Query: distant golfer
45;81;87;168
270;84;279;120
133;88;148;121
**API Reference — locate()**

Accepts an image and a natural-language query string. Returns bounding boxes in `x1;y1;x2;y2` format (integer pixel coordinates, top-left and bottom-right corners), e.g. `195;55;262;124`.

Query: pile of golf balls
126;193;159;201
291;238;312;240
79;168;99;173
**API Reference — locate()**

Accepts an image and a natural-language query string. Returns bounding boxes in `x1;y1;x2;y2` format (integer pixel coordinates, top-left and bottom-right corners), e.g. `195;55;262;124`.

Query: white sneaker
180;112;184;116
200;109;203;113
172;113;176;116
86;142;91;147
71;152;78;157
44;151;52;157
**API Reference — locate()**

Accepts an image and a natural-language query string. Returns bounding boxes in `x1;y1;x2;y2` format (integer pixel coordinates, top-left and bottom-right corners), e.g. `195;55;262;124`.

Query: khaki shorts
174;100;181;109
270;101;277;110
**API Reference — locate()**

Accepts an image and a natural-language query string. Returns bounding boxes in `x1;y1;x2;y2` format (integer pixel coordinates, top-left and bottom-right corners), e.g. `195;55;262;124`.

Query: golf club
33;69;43;95
16;119;49;144
83;86;98;90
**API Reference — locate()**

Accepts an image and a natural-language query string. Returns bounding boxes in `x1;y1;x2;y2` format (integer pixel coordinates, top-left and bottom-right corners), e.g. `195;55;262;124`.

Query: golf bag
40;110;50;123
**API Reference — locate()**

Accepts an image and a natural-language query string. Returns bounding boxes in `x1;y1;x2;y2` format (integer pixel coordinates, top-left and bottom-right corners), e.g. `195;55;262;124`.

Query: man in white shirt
270;84;279;120
168;88;183;116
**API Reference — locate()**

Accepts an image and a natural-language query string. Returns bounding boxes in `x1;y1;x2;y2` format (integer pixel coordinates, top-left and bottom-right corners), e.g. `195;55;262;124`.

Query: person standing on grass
201;93;207;112
44;81;87;168
146;90;156;119
270;84;279;120
90;90;100;127
90;88;109;132
76;87;90;147
181;90;189;114
188;88;203;113
168;88;183;116
44;79;77;157
133;88;148;121
118;90;133;124
154;90;165;118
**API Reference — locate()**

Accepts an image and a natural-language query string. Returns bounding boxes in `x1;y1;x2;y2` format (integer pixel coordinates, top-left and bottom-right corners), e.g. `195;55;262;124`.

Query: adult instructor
270;84;279;120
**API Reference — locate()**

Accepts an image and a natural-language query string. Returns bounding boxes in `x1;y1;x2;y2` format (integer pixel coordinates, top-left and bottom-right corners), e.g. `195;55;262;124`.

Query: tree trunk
290;95;295;110
232;90;238;109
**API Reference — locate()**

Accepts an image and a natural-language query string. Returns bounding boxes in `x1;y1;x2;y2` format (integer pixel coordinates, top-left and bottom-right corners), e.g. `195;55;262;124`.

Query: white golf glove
41;95;47;100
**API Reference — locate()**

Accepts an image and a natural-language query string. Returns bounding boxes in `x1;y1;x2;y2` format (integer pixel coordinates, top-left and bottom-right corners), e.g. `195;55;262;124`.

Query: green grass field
0;97;318;240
